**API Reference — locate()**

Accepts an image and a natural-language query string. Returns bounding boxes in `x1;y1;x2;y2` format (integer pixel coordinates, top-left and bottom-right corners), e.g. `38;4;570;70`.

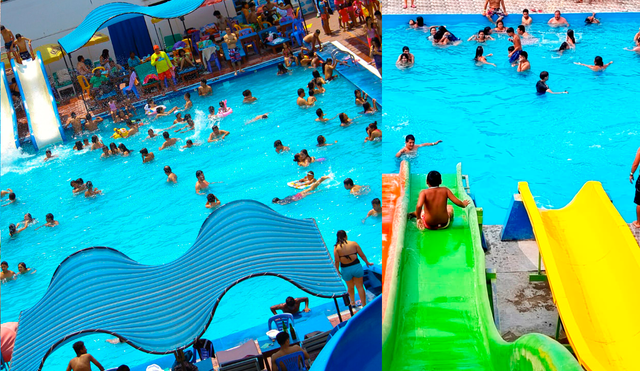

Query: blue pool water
0;63;381;369
383;14;640;224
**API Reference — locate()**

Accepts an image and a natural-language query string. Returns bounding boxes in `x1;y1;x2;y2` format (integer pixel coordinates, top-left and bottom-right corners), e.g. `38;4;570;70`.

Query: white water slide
11;51;65;151
1;62;20;154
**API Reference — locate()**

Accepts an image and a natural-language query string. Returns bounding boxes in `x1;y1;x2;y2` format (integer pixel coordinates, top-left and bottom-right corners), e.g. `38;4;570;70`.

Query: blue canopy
58;0;208;53
11;200;347;371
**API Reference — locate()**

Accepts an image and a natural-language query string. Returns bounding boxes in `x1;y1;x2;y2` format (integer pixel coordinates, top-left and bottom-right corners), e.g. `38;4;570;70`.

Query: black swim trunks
635;177;640;205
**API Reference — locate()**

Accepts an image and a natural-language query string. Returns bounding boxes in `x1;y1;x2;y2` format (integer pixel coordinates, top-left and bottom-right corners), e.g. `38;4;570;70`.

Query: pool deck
382;0;640;16
484;223;640;341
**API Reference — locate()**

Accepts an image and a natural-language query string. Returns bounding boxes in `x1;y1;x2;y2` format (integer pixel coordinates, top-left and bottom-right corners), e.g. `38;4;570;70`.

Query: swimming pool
0;61;381;369
383;13;640;225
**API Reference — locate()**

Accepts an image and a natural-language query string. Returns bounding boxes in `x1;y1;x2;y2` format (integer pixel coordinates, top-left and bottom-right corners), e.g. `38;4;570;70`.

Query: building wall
0;0;236;76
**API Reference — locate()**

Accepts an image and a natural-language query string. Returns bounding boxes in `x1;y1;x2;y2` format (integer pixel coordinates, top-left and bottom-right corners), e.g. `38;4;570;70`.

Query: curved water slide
11;51;65;151
310;295;381;371
382;162;582;370
1;63;20;153
519;181;640;371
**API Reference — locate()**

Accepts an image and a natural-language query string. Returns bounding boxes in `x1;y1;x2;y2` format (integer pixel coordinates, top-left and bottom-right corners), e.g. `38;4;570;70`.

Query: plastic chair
121;71;140;98
274;351;307;371
238;28;259;55
220;42;246;62
92;66;105;74
289;20;305;48
268;313;295;332
77;75;92;99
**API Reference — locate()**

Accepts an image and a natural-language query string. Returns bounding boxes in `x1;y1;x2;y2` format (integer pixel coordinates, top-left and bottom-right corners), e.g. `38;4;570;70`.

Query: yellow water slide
519;181;640;371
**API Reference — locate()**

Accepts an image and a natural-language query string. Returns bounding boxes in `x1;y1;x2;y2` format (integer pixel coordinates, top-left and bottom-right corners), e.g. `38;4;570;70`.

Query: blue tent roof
11;200;347;371
58;0;208;53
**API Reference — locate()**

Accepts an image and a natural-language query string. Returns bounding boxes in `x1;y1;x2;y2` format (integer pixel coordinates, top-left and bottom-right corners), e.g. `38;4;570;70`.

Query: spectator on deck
271;332;310;371
128;51;142;68
76;55;92;76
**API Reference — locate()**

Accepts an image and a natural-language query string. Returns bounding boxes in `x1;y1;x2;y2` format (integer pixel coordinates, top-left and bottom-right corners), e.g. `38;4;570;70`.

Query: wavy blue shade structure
58;0;208;53
11;200;347;371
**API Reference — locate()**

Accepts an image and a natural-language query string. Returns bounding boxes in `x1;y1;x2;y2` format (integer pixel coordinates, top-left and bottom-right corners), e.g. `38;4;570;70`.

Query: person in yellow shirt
150;45;175;91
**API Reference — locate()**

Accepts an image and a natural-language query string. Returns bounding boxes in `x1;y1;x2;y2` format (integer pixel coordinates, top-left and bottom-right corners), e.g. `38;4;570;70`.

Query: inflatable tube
216;100;233;118
145;104;166;116
112;128;129;139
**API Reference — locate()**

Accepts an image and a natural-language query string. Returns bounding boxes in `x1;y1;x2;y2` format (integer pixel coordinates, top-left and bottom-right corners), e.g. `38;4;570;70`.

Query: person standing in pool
183;93;193;111
362;198;382;223
198;79;212;96
474;46;496;66
140;148;155;163
270;296;310;315
408;171;470;230
208;126;230;142
84;181;102;198
481;0;508;24
65;112;83;135
272;176;331;205
395;135;442;157
574;56;613;71
521;9;532;25
67;341;105;371
84;113;103;132
242;90;258;103
159;131;180;150
630;146;640;228
536;71;568;94
1;261;16;282
206;194;221;208
303;30;323;54
548;10;569;27
195;170;210;195
297;88;311;107
517;51;531;72
396;46;415;65
333;230;374;307
164;166;177;183
506;27;522;66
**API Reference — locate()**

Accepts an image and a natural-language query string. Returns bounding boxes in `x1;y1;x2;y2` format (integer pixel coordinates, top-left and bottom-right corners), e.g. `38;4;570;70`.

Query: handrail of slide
382;162;582;370
11;51;65;151
519;181;640;371
1;62;20;150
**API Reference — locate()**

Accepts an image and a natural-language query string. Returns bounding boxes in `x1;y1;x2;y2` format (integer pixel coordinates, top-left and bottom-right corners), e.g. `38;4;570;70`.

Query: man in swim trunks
182;139;198;148
303;30;323;54
165;166;177;183
521;9;532;25
630;146;640;228
195;170;210;195
362;198;382;223
66;341;105;371
517;51;530;72
159;131;179;151
11;34;33;63
482;0;508;24
44;150;58;161
198;79;212;96
297;88;311;107
517;25;531;38
548;10;569;26
270;296;310;315
344;178;365;195
224;28;245;76
150;45;175;92
271;332;310;371
84;113;103;132
147;129;157;139
408;171;470;230
395;134;442;157
1;261;16;282
242;89;257;103
272;175;330;205
506;27;522;65
140;148;155;163
247;113;269;124
208;126;229;142
1;26;15;52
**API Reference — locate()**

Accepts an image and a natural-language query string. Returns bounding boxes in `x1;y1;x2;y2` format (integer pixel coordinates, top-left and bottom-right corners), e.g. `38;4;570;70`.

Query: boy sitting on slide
408;171;470;230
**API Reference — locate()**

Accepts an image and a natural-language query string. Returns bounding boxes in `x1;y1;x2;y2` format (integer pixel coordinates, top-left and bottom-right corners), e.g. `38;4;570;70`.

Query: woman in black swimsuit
333;230;374;308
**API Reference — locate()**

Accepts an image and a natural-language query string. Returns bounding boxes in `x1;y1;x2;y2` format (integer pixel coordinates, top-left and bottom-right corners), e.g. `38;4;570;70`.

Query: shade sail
11;200;347;371
58;0;208;53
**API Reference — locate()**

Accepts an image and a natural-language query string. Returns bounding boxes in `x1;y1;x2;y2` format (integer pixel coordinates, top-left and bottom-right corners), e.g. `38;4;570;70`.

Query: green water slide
381;162;582;371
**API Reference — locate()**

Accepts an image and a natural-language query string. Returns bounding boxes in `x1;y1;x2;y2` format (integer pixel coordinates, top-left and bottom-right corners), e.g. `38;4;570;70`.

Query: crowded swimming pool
0;61;381;369
383;13;639;224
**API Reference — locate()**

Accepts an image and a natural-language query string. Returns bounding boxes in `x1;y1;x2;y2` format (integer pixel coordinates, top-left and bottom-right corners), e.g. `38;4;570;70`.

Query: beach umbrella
200;0;233;19
34;44;65;65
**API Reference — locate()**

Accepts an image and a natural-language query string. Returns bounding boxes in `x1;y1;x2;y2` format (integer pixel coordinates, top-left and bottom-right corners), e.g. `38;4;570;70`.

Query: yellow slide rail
519;181;640;371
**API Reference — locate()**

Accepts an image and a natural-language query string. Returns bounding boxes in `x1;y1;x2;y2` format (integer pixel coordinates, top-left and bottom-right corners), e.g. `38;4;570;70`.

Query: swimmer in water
574;56;613;71
494;20;507;32
153;106;180;119
506;27;522;66
208;126;230;142
362;198;382;223
307;90;317;105
517;51;530;72
84;113;103;132
147;129;157;139
208;106;217;120
65;112;83;135
101;146;111;158
183;92;193;110
159;131;180;150
274;140;290;153
1;189;13;198
397;53;411;67
536;71;568;94
247;113;269;124
73;141;84;151
339;113;358;127
585;13;600;24
293;153;310;167
243;89;258;103
316;108;338;122
364;121;381;142
1;261;16;281
517;25;531;38
125;119;140;136
2;191;17;206
362;101;378;114
164;166;177;183
521;9;532;25
8;223;26;237
317;135;337;146
272;175;331;205
35;213;59;229
566;29;576;48
84;181;102;198
396;46;415;65
17;213;34;228
175;115;195;133
195;170;210;195
118;144;131;156
297;88;312;107
343;178;368;196
43;149;58;161
109;142;119;155
295;171;316;187
278;63;290;75
70;179;86;194
140;148;155;163
17;262;35;274
396;134;442;157
206;193;221;208
474;46;496;66
90;135;104;150
548;10;569;27
468;30;494;42
198;79;213;96
182;139;199;148
355;90;368;105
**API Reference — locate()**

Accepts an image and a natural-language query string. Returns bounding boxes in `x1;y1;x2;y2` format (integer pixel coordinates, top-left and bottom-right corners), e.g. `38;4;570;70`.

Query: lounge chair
216;340;264;371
